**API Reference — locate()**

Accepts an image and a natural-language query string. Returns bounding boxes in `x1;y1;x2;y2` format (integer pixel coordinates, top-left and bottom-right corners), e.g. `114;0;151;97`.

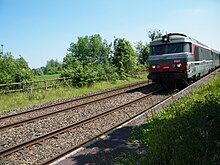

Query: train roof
150;33;210;49
211;48;220;54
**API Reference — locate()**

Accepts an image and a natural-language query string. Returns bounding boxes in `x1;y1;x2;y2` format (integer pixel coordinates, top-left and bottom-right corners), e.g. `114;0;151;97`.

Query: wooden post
45;80;48;90
22;82;25;92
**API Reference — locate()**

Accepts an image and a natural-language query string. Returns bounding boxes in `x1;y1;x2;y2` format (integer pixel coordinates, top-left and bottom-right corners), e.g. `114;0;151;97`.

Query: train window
194;46;199;61
168;43;191;53
207;50;212;60
150;43;191;55
198;47;212;60
183;43;191;52
150;45;166;55
168;43;183;53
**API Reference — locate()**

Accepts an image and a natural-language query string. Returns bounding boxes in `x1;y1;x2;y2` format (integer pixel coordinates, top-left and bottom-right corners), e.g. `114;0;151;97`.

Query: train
147;33;220;86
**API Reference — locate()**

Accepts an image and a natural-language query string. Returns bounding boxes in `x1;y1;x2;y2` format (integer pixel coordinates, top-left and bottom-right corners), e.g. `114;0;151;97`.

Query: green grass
115;73;220;165
0;73;148;112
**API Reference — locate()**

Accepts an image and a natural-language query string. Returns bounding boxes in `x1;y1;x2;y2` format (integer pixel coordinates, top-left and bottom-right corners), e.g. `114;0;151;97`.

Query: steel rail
0;82;155;131
41;68;220;164
0;80;150;120
0;87;163;159
44;89;170;165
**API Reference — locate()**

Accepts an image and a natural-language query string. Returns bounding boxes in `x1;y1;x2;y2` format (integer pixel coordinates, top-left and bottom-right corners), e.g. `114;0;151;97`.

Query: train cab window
150;43;191;55
168;43;191;53
150;45;166;55
168;43;183;53
183;43;191;52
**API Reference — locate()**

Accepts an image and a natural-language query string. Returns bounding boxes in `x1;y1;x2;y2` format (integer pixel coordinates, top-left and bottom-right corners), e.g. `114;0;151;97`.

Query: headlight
176;63;182;68
152;65;156;69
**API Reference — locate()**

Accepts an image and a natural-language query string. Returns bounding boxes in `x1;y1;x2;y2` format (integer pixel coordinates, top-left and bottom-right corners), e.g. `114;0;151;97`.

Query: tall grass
115;73;220;164
0;73;148;112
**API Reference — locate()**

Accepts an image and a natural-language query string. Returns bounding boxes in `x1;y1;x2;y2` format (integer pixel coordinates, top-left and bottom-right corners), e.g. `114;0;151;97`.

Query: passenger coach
148;33;220;85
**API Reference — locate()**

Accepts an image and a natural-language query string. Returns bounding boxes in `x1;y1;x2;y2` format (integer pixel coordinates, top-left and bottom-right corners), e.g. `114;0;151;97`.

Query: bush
71;64;98;87
0;53;33;84
119;74;220;165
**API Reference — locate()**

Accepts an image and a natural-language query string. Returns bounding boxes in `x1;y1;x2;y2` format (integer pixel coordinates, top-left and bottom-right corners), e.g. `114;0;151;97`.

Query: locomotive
148;33;220;85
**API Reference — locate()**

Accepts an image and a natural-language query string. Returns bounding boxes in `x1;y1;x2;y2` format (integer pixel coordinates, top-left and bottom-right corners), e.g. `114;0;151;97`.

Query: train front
148;33;192;85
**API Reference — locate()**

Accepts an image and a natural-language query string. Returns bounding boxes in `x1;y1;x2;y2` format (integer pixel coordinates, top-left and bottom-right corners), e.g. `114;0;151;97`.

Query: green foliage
61;54;95;87
62;34;150;87
67;34;111;66
112;38;137;79
44;59;62;75
32;68;44;76
0;53;33;84
135;41;150;66
71;63;98;87
62;34;117;87
122;74;220;165
32;59;61;76
148;29;163;41
114;152;143;165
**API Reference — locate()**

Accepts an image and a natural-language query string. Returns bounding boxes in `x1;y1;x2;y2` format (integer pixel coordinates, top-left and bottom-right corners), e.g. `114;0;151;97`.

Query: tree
112;38;137;79
15;55;33;82
0;53;33;84
62;34;114;86
148;29;163;41
67;34;111;67
32;68;44;76
32;59;61;76
135;41;150;66
44;59;61;75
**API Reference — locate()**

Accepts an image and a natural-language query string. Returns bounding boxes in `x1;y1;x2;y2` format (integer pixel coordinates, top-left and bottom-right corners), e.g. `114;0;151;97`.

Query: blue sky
1;0;220;68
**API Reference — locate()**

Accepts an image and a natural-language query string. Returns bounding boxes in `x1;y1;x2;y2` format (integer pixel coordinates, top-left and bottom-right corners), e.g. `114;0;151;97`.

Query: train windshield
150;43;191;55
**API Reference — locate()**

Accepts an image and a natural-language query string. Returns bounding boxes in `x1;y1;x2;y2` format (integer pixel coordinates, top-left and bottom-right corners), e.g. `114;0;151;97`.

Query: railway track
0;85;168;164
2;67;216;164
0;84;160;152
0;80;152;130
0;80;152;119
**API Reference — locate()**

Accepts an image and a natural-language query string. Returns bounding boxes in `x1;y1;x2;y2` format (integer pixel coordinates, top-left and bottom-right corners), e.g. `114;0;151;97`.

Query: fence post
45;80;48;90
22;82;25;92
30;82;33;94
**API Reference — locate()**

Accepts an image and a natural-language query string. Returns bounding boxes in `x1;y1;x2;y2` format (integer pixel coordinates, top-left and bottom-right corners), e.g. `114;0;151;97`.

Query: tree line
0;30;162;86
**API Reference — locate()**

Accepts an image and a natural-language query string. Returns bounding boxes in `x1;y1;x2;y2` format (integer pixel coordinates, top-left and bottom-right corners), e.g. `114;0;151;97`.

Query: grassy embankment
114;72;220;164
0;73;148;112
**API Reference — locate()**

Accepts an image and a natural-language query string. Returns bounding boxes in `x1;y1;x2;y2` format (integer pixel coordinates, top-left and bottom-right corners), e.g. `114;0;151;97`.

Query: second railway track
0;80;152;130
0;80;152;120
